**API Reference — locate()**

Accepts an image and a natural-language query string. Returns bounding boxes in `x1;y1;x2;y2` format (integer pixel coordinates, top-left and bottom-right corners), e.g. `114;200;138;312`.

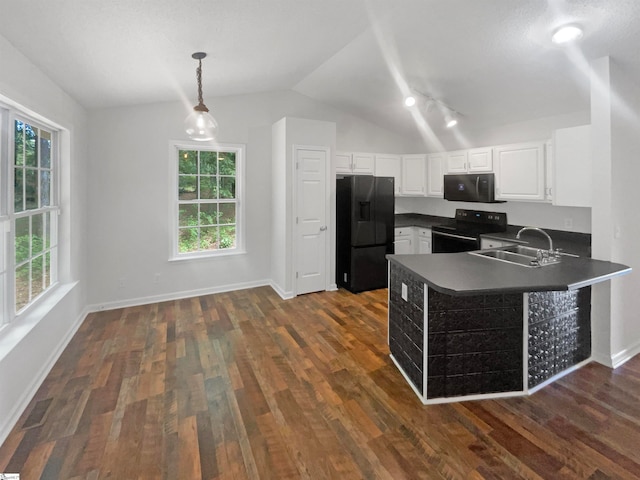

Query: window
0;111;59;324
12;118;58;312
172;143;244;258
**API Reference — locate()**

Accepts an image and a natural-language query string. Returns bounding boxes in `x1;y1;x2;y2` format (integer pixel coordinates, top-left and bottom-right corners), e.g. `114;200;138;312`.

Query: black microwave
444;173;503;203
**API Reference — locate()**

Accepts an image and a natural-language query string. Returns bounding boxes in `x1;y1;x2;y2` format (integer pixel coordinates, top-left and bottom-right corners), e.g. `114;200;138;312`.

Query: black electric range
431;209;507;253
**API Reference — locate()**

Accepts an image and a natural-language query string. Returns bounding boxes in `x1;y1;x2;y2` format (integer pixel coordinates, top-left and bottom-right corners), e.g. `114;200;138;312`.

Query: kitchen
1;1;640;478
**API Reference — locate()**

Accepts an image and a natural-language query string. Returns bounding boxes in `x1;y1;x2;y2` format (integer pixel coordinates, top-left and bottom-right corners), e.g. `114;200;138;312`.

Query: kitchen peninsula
387;250;631;403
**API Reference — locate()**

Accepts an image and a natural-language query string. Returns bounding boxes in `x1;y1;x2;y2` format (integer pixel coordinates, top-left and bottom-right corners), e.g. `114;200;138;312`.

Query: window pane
219;152;236;175
44;252;51;287
40;130;51;168
15;263;30;311
32;214;44;255
14;120;24;166
25;125;38;168
199;203;218;226
200;151;217;175
15;217;30;264
40;170;51;206
14;167;24;212
219;203;236;225
32;256;44;299
25;169;38;209
200;227;218;250
219;226;236;249
44;212;51;249
219;177;235;199
178;227;198;253
199;176;218;199
178;176;197;200
179;150;197;174
178;204;198;227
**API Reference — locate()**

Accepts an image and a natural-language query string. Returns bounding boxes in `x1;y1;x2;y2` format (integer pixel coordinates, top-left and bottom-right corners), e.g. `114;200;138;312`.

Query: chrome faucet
516;227;554;253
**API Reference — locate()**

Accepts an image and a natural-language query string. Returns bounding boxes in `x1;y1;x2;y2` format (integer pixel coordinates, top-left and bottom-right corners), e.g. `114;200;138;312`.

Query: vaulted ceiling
1;0;639;141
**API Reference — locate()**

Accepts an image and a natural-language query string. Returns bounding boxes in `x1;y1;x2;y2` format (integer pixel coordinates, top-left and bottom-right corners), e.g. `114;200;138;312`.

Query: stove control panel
455;209;507;229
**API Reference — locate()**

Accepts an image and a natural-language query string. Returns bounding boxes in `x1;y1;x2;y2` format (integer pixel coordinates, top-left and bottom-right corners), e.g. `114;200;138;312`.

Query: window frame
0;108;60;325
169;141;245;261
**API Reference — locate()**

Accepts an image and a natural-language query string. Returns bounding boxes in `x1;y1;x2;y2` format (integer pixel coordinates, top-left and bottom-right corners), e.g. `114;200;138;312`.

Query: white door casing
295;147;329;295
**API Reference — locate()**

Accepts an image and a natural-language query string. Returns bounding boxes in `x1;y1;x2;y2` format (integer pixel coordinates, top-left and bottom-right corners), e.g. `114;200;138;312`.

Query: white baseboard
88;279;272;312
270;281;294;300
0;304;89;447
611;341;640;369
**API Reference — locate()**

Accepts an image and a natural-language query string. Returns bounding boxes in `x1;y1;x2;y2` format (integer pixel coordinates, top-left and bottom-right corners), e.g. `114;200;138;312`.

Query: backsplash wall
396;197;591;233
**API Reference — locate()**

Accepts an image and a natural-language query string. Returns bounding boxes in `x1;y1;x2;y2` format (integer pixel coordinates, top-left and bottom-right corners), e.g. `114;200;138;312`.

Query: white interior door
296;148;328;295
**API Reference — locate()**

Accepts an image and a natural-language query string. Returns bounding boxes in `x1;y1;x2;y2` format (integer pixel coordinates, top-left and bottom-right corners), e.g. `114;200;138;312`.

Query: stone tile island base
388;262;591;403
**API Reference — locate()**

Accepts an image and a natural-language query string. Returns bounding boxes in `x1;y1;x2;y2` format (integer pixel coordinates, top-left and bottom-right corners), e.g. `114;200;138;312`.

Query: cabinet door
401;154;427;196
394;236;413;254
417;228;432;254
494;142;545;201
468;147;493;172
446;150;468;173
426;153;445;197
335;152;352;174
375;154;401;194
418;236;432;254
352;153;375;174
545;141;553;202
552;125;591;207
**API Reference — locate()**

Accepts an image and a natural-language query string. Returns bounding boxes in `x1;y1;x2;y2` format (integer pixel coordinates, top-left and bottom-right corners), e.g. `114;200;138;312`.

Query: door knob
320;225;327;231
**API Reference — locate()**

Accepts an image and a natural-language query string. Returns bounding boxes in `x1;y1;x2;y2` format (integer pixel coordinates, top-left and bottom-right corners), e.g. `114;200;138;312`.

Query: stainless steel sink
501;245;544;257
469;249;540;267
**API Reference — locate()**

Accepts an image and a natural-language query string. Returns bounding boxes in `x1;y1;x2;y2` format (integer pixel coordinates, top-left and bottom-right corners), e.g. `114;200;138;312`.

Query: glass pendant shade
185;52;218;141
185;108;218;141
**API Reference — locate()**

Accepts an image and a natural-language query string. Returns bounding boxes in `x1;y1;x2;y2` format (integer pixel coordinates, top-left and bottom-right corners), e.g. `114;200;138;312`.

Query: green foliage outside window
177;148;238;254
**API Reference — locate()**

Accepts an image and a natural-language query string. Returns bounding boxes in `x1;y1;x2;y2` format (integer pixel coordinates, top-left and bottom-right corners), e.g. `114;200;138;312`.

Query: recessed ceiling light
552;25;583;44
404;96;416;107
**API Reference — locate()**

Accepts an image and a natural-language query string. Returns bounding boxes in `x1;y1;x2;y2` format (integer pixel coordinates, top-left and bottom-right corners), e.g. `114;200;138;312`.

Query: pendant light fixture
185;52;218;141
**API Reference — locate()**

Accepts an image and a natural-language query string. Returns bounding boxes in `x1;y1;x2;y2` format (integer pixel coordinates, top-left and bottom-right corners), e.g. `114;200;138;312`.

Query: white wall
0;34;88;445
87;90;415;307
608;59;640;363
271;118;337;297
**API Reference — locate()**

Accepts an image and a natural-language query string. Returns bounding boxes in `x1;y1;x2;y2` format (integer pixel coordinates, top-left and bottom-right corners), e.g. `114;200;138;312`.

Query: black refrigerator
336;175;394;293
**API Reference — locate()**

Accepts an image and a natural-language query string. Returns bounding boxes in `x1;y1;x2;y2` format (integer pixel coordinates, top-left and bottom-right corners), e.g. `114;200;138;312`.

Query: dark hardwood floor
1;286;640;479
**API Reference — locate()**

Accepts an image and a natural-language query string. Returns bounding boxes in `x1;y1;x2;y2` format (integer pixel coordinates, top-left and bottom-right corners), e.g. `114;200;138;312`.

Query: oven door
431;230;480;253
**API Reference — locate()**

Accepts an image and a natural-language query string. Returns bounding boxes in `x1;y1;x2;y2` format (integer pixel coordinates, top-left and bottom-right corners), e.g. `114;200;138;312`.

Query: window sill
0;281;78;363
169;248;247;262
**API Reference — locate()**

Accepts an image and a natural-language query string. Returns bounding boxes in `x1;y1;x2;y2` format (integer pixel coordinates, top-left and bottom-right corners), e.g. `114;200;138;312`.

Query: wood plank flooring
1;286;640;479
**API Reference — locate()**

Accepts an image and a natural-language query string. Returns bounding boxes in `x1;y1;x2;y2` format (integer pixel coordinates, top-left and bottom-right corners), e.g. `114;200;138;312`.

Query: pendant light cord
194;56;209;112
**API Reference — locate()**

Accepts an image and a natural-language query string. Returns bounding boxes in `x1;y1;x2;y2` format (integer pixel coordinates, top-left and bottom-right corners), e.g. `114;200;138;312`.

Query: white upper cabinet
468;147;493;172
446;150;468;173
426;153;445;197
401;154;427;196
335;151;374;175
446;147;492;173
374;154;402;194
494;142;546;201
545;141;553;202
552;125;591;207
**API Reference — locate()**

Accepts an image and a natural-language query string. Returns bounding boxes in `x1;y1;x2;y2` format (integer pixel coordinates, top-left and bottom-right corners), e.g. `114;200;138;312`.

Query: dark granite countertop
395;213;592;257
387;252;630;296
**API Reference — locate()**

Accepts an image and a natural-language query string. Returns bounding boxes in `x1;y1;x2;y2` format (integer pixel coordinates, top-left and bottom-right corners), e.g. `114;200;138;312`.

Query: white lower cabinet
395;227;432;254
417;228;432;254
394;227;414;254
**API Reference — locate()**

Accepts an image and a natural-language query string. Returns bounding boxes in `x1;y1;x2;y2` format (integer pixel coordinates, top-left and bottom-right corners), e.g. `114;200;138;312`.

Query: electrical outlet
564;218;573;229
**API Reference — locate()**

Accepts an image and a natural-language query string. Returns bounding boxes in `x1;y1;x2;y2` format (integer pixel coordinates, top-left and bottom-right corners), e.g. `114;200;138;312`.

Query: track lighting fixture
404;91;460;129
552;24;583;44
185;52;218;141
